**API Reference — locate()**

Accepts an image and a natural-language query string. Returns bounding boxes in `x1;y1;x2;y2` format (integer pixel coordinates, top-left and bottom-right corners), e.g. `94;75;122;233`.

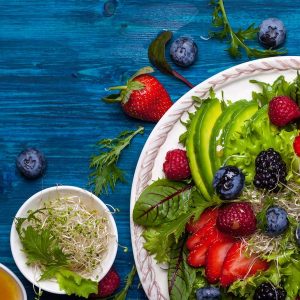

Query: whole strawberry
103;67;172;122
216;202;256;237
90;268;120;298
268;96;300;127
163;149;191;181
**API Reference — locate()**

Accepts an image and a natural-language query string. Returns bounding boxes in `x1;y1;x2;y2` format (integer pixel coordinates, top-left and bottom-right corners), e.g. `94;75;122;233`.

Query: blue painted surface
0;0;299;299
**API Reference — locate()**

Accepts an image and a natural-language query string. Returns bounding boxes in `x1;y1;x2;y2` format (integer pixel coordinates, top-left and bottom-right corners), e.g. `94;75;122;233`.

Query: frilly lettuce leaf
224;104;299;183
55;268;98;298
251;72;300;107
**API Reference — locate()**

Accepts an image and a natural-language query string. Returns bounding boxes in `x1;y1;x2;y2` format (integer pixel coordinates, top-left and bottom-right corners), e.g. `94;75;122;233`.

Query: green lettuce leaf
168;238;196;300
251;72;300;107
281;259;300;299
140;188;213;263
133;179;194;226
224;104;298;183
55;269;98;298
142;228;174;263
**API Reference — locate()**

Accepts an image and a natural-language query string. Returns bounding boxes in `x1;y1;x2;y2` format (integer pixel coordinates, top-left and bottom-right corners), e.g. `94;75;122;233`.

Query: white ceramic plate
130;56;300;300
10;186;118;295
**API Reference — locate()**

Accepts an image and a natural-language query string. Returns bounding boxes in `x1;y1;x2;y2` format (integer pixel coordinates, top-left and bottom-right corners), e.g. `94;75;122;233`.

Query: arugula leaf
133;179;194;226
113;265;137;300
210;0;286;59
89;126;144;195
168;237;196;300
91;265;137;300
55;268;98;298
148;31;194;88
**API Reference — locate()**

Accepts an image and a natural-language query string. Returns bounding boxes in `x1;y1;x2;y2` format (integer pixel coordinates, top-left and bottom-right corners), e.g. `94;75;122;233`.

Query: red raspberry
163;149;191;181
268;96;300;127
293;135;300;157
216;202;256;237
90;268;120;298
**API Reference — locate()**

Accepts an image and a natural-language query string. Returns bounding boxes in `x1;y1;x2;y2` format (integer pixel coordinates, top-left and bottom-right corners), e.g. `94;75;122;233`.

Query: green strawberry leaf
133;179;194;226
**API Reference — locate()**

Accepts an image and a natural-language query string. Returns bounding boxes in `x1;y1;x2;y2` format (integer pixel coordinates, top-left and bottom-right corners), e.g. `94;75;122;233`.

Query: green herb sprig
89;126;144;195
210;0;287;59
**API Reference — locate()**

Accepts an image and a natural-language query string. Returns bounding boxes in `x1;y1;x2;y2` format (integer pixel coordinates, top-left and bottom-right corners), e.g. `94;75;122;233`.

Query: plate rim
130;56;300;300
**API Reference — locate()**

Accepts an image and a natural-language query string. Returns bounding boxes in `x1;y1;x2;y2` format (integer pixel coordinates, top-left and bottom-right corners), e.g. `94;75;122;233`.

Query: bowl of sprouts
10;186;118;298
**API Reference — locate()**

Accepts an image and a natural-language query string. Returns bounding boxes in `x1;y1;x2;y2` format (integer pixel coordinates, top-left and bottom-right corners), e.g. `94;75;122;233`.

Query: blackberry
253;148;287;192
254;282;287;300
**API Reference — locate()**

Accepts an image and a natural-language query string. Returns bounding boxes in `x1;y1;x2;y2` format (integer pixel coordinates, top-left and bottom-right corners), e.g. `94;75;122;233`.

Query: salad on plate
133;72;300;299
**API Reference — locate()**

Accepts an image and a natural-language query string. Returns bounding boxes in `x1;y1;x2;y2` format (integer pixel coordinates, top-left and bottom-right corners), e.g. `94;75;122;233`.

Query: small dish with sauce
0;263;27;300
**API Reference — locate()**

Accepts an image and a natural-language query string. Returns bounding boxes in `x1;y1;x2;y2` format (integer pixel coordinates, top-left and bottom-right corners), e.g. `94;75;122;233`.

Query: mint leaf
133;179;194;226
55;268;98;298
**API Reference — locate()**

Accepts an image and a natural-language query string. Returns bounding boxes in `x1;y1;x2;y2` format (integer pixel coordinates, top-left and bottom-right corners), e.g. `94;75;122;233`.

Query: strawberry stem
108;85;128;91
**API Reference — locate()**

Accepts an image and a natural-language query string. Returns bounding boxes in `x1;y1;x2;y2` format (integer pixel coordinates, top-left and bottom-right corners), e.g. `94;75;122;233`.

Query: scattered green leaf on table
210;0;287;59
148;31;194;88
90;126;144;195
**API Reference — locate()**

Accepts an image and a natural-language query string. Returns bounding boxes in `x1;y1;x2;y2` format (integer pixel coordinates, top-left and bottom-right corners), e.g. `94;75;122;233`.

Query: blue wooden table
0;0;299;299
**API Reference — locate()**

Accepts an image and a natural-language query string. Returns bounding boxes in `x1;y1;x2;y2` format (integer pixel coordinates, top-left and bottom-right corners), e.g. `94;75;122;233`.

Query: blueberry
296;223;300;246
265;206;289;236
170;37;198;67
103;0;118;17
258;18;286;49
213;166;245;200
196;286;221;300
16;148;46;179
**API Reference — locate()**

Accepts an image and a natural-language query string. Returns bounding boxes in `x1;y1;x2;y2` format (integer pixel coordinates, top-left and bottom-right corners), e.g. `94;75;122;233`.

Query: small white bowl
10;186;118;295
0;263;27;300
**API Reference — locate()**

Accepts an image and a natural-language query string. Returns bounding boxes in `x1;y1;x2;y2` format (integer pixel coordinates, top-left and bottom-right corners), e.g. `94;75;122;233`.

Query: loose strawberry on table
103;66;172;122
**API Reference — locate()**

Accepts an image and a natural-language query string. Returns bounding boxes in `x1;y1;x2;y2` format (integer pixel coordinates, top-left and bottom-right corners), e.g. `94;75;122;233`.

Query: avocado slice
210;100;249;174
187;99;222;200
222;101;258;162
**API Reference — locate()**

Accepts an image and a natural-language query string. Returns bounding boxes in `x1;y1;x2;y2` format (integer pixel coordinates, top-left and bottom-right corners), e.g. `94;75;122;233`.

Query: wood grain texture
0;0;299;299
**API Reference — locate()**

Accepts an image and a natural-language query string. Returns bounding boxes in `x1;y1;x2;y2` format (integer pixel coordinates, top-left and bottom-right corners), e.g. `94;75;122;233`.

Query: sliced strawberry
186;207;219;233
205;239;235;284
186;220;231;251
187;239;211;267
186;219;216;250
220;242;269;287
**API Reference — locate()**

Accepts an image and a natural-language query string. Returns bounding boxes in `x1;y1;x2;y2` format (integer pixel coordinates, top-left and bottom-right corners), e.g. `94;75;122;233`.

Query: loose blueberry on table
170;37;198;67
258;18;286;49
16;148;46;179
